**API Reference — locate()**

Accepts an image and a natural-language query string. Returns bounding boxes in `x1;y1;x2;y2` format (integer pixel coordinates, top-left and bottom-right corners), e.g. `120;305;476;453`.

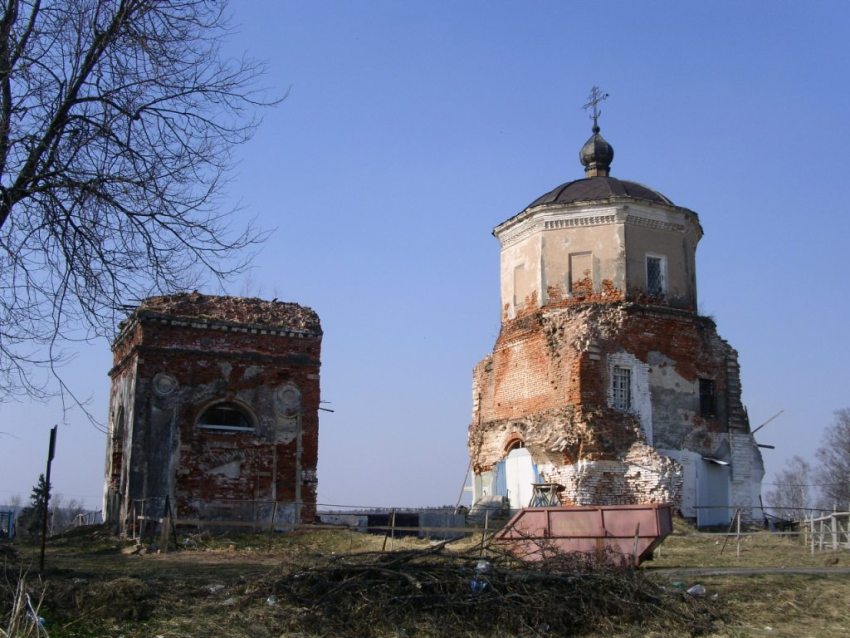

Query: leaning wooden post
381;509;395;552
267;501;279;552
390;510;397;551
720;508;739;556
480;508;490;558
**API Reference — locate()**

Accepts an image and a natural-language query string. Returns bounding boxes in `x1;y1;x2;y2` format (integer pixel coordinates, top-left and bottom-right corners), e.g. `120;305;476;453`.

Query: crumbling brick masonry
103;292;322;535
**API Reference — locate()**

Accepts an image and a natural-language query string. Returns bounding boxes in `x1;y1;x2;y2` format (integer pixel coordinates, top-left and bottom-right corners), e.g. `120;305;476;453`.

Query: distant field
1;521;849;637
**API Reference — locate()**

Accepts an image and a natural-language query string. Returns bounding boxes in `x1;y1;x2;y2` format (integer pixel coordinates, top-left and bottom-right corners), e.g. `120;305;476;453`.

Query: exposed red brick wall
104;294;321;533
470;300;743;507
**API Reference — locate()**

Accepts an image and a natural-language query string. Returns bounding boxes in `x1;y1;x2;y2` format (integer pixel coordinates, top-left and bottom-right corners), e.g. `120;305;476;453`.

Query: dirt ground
1;523;849;638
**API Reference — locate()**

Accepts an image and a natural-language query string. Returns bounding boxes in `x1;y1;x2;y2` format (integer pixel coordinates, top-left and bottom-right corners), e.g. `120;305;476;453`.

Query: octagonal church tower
469;99;764;526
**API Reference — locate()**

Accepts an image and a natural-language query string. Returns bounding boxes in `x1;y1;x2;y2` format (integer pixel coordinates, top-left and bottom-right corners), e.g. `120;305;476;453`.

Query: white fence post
831;514;838;551
810;515;815;554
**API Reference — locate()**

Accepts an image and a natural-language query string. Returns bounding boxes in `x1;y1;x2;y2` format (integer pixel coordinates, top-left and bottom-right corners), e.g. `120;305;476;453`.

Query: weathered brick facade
470;124;763;525
103;293;322;535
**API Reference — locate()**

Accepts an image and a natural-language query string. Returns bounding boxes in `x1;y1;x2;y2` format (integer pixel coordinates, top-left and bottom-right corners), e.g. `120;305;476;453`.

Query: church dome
579;128;614;175
528;176;674;208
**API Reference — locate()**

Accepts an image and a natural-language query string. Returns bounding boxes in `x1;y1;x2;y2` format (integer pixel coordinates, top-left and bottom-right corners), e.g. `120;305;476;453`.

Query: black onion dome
579;128;614;174
528;176;674;208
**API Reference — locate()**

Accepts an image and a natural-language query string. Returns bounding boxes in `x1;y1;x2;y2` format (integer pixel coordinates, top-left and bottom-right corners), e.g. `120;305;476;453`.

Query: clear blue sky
2;1;849;510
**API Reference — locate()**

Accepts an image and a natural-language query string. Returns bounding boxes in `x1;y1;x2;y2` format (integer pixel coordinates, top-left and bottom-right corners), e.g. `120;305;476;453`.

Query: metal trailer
495;503;673;566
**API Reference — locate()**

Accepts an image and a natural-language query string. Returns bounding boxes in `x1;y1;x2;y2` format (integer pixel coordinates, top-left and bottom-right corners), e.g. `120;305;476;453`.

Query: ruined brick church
103;293;321;533
469;95;764;526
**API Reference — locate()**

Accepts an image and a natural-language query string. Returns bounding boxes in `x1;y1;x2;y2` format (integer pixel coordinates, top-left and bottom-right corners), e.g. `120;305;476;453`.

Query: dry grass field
1;520;849;638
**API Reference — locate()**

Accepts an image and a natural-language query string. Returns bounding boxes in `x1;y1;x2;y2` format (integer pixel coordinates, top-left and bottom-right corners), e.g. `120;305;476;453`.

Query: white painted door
697;461;731;527
504;447;536;510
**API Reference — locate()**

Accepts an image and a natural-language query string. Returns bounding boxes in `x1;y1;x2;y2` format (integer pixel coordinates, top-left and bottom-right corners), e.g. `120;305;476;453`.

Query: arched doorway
504;445;537;510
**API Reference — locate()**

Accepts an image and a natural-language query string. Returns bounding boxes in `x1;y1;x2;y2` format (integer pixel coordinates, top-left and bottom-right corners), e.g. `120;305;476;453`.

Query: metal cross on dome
583;86;609;131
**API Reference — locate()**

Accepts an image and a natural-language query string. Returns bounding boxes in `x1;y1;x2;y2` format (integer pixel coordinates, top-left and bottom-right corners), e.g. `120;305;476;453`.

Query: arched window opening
197;402;255;432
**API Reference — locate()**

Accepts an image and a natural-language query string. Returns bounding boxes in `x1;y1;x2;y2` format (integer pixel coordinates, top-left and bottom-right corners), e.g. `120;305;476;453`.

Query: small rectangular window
646;255;666;297
612;366;631;411
699;378;716;417
570;252;593;294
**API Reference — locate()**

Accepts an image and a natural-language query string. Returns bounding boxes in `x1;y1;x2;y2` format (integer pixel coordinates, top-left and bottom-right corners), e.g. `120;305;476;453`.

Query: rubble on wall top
129;291;321;333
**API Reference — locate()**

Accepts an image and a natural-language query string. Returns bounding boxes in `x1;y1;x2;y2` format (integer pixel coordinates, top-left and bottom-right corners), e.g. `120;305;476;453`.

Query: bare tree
815;409;850;511
0;0;272;402
764;455;813;521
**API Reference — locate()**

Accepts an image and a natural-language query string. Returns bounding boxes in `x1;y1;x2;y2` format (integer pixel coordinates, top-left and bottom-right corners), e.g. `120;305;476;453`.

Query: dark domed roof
527;176;674;209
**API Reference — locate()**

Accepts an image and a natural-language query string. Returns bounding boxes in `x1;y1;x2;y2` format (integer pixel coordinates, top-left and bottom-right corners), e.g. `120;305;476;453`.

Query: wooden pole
844;512;850;549
267;501;279;552
810;515;815;554
168;497;179;550
140;499;146;541
390;510;397;551
39;425;57;572
736;509;741;559
720;508;739;556
803;514;808;548
381;509;394;552
161;496;171;553
479;509;489;558
831;514;838;551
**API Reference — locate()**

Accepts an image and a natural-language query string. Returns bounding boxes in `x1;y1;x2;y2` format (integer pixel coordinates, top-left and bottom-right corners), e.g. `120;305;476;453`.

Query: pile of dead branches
268;545;720;637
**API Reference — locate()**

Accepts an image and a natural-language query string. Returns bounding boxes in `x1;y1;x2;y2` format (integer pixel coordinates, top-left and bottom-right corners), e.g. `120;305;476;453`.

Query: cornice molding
625;213;684;232
497;202;702;248
498;206;621;248
112;313;321;352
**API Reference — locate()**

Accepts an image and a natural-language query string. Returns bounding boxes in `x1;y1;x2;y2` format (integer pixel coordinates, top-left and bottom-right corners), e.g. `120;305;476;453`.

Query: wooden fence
803;511;850;553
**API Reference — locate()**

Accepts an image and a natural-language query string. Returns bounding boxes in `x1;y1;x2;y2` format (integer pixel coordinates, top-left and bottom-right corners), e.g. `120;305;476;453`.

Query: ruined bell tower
469;89;764;526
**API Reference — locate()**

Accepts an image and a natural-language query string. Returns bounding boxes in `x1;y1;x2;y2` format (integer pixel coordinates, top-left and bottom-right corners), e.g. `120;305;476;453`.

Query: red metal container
495;503;674;566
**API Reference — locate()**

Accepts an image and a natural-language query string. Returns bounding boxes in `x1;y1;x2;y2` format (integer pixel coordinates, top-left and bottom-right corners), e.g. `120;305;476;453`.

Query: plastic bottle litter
469;577;489;593
686;584;706;596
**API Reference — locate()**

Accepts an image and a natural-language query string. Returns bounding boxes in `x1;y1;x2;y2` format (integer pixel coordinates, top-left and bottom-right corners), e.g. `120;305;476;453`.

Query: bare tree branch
815;409;850;511
0;0;274;405
764;455;812;521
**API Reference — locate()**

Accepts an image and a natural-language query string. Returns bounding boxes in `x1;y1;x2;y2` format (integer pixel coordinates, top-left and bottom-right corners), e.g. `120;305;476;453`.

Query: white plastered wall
607;351;652;443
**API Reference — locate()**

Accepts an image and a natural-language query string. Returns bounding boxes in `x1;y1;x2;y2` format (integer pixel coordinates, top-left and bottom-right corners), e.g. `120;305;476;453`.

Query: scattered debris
269;545;721;637
687;584;706;597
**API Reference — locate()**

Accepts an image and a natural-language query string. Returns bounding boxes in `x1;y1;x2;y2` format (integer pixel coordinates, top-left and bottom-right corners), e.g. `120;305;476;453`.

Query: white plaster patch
273;416;299;444
276;383;301;412
658;448;700;518
607;351;653;443
209;460;241;479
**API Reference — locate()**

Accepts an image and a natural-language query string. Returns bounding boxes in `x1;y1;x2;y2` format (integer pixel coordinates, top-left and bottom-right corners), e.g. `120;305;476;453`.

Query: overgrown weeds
0;573;46;638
